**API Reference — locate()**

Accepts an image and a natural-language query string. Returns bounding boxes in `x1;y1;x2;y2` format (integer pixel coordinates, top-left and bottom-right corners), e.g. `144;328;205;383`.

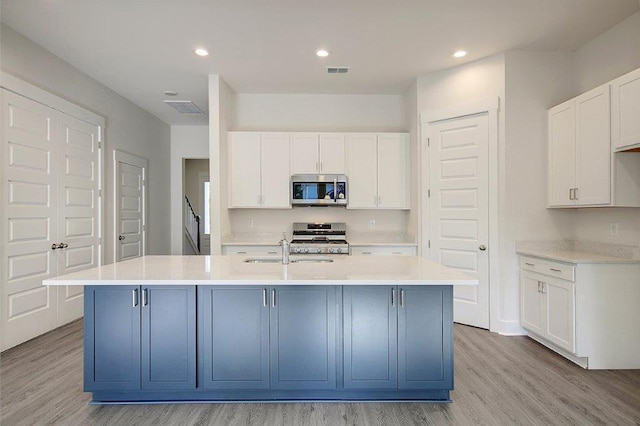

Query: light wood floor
1;320;639;425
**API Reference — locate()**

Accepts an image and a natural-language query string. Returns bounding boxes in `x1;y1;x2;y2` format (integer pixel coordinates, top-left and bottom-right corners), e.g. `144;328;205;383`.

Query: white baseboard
493;319;527;336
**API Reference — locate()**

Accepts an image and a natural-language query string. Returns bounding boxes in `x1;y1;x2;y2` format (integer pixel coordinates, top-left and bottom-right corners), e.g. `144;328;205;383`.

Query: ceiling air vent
327;67;350;74
163;100;205;114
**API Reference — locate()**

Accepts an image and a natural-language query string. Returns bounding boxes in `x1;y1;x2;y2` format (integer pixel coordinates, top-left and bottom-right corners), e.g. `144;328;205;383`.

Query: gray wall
1;24;172;263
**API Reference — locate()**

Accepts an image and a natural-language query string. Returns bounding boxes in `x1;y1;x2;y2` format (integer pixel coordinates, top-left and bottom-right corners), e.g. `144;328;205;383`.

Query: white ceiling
2;0;638;126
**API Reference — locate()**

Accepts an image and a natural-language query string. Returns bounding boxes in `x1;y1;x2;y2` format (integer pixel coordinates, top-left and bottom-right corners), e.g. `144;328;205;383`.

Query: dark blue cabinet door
84;285;141;391
198;286;269;389
398;286;453;390
141;285;196;390
270;286;337;390
343;286;398;389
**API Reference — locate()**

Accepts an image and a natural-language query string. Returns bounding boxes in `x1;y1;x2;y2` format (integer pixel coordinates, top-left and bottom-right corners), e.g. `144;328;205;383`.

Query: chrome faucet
279;233;290;265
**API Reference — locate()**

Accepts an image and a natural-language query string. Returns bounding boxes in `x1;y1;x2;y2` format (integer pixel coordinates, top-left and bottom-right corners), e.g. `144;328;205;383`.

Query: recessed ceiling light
164;90;178;96
453;50;468;58
195;48;209;57
316;49;330;58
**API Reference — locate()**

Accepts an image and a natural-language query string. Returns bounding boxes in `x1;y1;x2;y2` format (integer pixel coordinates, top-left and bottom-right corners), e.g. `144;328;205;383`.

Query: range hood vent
327;67;349;74
163;100;205;114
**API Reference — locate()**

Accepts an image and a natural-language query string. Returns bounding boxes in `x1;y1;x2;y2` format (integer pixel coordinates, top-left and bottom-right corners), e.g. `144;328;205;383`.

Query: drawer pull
550;268;562;272
267;251;277;254
362;251;372;255
524;262;535;266
392;252;402;255
236;251;247;254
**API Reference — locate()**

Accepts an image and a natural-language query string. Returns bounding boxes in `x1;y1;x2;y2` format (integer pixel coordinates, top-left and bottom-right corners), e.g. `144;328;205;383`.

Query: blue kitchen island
44;255;477;404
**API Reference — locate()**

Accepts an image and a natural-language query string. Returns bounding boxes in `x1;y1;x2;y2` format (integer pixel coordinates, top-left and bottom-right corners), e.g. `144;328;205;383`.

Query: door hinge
427;138;430;147
98;189;102;197
98;142;102;149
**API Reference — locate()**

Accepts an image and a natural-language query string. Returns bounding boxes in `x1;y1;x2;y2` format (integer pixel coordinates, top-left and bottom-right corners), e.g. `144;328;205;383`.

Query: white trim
496;320;527;336
420;97;501;332
420;96;500;124
114;150;148;261
1;72;105;128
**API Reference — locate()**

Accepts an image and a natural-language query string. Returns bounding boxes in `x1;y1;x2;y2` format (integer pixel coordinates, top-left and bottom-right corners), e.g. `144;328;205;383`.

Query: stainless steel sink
291;258;333;263
243;257;334;264
243;258;281;263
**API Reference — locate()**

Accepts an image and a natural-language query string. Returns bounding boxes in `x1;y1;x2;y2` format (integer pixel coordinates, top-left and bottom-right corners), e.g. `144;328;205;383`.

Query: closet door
56;113;102;324
1;89;59;351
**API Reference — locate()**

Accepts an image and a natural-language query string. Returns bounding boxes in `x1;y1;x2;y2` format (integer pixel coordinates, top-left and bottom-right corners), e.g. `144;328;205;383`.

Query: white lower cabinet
519;255;640;369
350;246;416;256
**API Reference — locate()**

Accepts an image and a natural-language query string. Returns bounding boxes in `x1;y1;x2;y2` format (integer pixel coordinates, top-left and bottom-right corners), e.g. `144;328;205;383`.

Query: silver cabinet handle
362;251;372;255
569;188;574;200
550;268;561;272
272;289;276;307
142;288;148;306
267;251;278;254
574;188;578;200
400;289;405;307
392;252;402;255
525;262;535;266
236;251;247;254
541;282;546;294
263;288;268;307
391;288;396;306
537;281;541;292
132;289;138;307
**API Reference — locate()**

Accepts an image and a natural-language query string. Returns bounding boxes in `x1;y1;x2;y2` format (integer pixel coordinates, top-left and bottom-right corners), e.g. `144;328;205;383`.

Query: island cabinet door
198;286;270;389
141;286;196;390
397;286;453;390
343;286;398;389
270;286;338;390
84;286;141;391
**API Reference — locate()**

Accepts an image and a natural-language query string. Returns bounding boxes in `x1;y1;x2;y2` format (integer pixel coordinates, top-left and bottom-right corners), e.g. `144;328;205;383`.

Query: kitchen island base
83;284;454;403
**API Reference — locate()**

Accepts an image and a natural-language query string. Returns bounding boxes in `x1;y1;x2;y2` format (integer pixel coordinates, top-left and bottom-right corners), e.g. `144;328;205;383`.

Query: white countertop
517;248;640;264
43;255;477;286
221;233;417;247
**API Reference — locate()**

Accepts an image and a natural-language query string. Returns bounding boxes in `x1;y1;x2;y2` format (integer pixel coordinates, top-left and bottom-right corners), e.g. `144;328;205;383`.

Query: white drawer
520;256;575;281
350;246;416;256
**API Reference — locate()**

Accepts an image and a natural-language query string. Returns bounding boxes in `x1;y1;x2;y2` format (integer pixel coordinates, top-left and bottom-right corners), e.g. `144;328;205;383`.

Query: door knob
119;235;125;241
479;245;487;251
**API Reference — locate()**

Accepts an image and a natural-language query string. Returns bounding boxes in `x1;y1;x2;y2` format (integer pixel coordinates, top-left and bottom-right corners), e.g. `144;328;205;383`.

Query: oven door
291;174;347;206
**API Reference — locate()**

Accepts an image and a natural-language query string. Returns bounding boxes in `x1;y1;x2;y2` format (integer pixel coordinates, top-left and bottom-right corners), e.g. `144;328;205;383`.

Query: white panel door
56;113;101;323
115;151;146;262
427;114;489;329
520;273;544;336
260;133;290;208
1;89;58;350
548;101;576;206
291;133;319;174
611;67;640;151
377;133;409;209
346;133;378;209
545;278;575;353
575;86;611;206
228;132;261;207
318;133;345;174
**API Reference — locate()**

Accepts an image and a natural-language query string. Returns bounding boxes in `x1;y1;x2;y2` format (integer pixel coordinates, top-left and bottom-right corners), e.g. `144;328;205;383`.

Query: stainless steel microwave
291;174;347;206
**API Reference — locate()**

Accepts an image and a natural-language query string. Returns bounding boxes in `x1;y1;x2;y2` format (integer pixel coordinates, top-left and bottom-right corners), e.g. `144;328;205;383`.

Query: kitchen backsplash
229;208;409;235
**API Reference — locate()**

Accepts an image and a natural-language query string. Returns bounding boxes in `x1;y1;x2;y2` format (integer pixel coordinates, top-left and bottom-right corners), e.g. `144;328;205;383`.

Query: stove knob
304;248;309;253
329;248;335;254
314;248;320;254
295;247;302;253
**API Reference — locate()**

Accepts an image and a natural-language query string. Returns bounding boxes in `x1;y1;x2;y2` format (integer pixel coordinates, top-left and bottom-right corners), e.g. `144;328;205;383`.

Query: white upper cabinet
548;76;640;208
612;67;640;152
346;133;410;209
228;132;291;208
345;133;378;208
548;84;611;207
291;133;345;174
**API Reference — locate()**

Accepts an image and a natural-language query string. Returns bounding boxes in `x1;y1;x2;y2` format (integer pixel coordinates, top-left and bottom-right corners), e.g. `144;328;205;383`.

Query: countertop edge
516;249;640;264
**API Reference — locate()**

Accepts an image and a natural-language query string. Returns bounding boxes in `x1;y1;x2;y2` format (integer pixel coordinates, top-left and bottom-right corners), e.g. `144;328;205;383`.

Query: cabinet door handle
362;251;372;255
541;282;546;294
525;262;535;266
272;289;276;307
263;288;268;307
267;251;277;255
391;288;396;306
537;281;541;292
400;289;405;307
569;188;574;200
237;251;247;254
574;188;578;200
392;252;402;255
132;289;138;307
142;288;148;306
550;268;562;272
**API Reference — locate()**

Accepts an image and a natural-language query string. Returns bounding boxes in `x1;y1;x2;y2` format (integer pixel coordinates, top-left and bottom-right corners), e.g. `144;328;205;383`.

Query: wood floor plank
1;320;639;425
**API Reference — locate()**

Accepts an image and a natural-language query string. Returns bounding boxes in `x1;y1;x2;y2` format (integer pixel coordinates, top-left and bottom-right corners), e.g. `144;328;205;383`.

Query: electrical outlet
611;223;619;236
248;219;254;228
369;219;376;229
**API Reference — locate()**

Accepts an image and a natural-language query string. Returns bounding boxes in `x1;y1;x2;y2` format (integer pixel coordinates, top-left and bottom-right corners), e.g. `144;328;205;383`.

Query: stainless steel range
290;222;349;255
